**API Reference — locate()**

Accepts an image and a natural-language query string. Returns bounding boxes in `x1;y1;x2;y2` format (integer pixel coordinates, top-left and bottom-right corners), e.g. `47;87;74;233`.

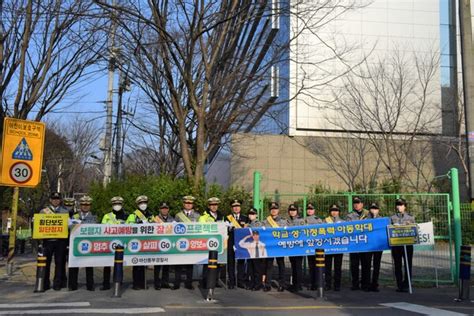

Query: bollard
315;248;325;299
112;245;124;298
206;250;219;302
34;245;46;293
455;245;471;302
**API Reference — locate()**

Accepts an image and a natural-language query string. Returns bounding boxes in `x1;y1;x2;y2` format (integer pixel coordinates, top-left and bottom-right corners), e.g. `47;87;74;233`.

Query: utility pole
103;0;117;187
114;67;127;180
459;0;474;202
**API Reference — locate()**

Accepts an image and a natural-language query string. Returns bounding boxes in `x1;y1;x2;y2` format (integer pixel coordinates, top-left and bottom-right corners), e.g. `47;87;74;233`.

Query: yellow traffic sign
0;117;45;187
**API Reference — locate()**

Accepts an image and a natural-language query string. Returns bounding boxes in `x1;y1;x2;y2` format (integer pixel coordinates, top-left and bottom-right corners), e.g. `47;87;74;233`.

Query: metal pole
451;167;462;281
403;245;413;294
253;171;261;218
114;68;123;180
7;187;19;275
103;0;117;187
459;0;474;201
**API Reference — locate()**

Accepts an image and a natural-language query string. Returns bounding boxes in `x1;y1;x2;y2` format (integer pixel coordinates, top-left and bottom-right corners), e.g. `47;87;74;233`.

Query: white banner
415;221;435;249
68;222;228;268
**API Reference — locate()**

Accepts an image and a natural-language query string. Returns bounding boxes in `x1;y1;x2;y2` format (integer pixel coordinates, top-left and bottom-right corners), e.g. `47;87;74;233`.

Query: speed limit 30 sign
0;118;45;187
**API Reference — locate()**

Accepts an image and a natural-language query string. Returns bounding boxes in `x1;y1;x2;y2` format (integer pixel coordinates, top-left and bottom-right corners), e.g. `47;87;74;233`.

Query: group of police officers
39;192;415;293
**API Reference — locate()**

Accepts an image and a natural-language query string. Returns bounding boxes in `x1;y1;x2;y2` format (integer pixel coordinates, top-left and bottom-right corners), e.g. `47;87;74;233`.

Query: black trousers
43;239;68;289
174;265;193;286
154;265;170;287
289;256;303;289
132;266;146;289
392;245;413;290
349;252;371;289
368;251;383;289
227;245;246;286
325;254;343;289
102;266;111;288
247;259;264;288
68;267;94;289
264;257;285;287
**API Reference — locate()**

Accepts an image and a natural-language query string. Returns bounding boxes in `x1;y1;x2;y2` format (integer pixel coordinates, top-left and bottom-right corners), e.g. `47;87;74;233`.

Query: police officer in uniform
245;208;264;291
68;196;97;291
346;196;370;291
199;197;224;288
390;198;415;292
324;204;344;291
305;203;323;290
173;195;200;290
127;195;154;290
40;192;69;291
100;196;128;290
263;202;287;292
287;204;305;292
225;199;248;289
62;197;76;288
153;202;174;290
367;203;383;292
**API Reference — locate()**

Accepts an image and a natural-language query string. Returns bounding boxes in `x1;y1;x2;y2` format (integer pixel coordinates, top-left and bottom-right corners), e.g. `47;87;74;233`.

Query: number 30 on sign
9;162;33;184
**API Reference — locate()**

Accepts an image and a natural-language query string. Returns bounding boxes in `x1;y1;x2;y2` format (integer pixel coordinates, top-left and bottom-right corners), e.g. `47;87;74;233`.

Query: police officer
245;208;264;291
367;202;383;292
126;195;154;290
62;197;76;288
199;197;224;288
225;199;248;289
346;196;370;291
153;202;174;290
287;204;305;292
324;204;344;291
100;196;128;290
305;203;323;290
40;192;69;291
263;202;287;292
173;195;200;290
68;196;97;291
391;198;415;292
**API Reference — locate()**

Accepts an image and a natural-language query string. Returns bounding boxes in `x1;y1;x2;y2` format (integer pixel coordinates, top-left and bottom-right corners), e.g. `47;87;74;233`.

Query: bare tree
94;0;366;190
325;49;441;191
0;0;106;125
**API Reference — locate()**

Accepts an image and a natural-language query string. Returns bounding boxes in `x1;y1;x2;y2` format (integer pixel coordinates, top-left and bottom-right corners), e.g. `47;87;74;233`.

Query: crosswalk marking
0;307;165;315
380;302;468;316
0;303;90;309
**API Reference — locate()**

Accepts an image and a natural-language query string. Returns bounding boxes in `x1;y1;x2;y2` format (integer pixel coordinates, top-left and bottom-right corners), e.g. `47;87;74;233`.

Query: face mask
249;214;256;221
138;203;147;211
113;205;122;211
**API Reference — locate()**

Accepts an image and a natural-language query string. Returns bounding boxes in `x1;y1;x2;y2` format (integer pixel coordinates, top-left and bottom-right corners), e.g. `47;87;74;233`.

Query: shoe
53;286;61;291
253;285;263;291
161;283;170;289
324;285;331;291
185;284;194;290
362;287;370;292
44;285;51;291
396;288;408;293
132;286;142;290
334;287;340;292
86;286;95;291
100;285;110;291
310;285;317;291
263;285;271;292
370;287;379;292
228;284;235;289
351;286;360;291
154;285;161;290
237;283;246;289
277;286;285;292
68;287;78;291
171;285;180;290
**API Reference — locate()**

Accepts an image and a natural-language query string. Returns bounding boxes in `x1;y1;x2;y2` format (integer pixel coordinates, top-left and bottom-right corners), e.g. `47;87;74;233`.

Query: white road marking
0;303;90;309
380;302;468;316
0;307;165;315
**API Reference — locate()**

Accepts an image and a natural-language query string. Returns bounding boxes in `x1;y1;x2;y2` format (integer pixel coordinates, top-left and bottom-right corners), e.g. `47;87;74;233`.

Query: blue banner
234;218;391;259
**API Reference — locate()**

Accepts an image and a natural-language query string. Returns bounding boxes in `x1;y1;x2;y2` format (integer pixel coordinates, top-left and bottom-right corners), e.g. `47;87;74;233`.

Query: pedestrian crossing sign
12;138;33;160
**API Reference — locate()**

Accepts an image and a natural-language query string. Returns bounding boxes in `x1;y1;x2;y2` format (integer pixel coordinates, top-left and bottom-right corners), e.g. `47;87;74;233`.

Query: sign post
387;224;419;294
1;117;46;275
